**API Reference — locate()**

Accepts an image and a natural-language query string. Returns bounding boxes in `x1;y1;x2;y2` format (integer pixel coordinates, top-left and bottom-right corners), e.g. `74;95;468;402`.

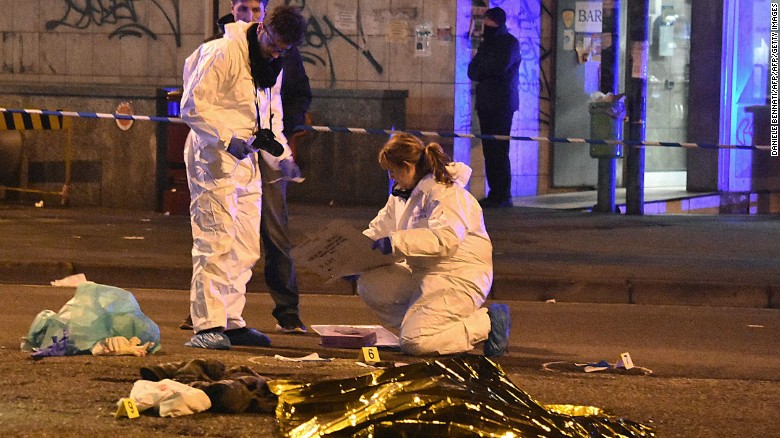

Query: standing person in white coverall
180;6;307;350
359;132;511;357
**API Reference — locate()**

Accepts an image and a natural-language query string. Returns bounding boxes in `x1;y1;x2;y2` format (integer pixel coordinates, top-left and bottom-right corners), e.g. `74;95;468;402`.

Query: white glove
91;336;154;357
279;156;302;180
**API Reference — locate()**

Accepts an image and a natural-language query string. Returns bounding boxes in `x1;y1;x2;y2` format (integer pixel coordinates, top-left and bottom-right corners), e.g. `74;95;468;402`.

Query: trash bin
589;96;626;158
156;88;190;215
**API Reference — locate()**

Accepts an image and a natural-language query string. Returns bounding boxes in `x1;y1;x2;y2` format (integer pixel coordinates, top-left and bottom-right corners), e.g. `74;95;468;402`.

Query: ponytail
423;142;455;186
379;132;454;186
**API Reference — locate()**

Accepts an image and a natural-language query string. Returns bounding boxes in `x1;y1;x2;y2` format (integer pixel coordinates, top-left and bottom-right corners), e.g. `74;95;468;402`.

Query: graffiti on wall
46;0;182;47
287;0;385;86
501;0;554;129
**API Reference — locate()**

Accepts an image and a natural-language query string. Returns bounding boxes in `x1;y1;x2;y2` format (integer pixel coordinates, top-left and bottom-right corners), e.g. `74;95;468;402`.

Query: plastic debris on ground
50;273;88;287
269;355;654;437
125;379;211;417
20;282;161;358
584;359;612;373
91;336;155;357
578;352;642;373
273;353;333;362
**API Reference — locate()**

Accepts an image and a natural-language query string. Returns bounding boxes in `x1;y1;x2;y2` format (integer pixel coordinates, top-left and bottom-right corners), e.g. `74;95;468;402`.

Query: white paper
331;2;357;33
267;176;305;184
50;273;88;287
274;353;332;362
311;325;400;348
291;220;402;282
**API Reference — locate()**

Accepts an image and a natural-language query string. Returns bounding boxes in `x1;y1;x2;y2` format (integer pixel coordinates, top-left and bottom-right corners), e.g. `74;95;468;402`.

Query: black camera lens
252;129;284;156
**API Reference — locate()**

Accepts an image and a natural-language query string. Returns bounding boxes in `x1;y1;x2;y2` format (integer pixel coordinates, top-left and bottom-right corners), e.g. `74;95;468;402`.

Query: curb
2;261;776;309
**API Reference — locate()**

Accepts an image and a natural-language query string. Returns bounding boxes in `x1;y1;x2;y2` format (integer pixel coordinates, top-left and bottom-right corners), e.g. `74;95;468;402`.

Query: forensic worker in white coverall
180;6;307;350
359;133;512;357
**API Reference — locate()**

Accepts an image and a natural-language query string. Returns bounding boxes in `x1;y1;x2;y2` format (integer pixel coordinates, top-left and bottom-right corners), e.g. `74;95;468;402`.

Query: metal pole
624;0;649;215
594;0;621;213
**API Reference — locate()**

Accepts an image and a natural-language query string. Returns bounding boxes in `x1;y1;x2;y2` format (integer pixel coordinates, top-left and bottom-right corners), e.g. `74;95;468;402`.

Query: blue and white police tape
0;106;770;151
0;107;184;125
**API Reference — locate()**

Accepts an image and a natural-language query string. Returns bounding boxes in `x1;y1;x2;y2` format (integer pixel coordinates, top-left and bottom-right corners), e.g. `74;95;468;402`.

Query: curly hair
265;5;306;46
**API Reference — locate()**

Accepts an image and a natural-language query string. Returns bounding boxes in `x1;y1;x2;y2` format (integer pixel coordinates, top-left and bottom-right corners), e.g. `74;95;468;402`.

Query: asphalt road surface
1;285;778;437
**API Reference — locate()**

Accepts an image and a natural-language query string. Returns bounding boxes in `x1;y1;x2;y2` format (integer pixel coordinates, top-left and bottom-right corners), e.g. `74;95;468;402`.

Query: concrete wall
0;84;160;209
0;1;460;209
0;1;458;130
288;89;408;206
0;1;550;209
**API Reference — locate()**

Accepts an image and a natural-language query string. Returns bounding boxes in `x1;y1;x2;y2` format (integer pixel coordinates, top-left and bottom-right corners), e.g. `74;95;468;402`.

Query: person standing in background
467;7;521;209
257;0;312;334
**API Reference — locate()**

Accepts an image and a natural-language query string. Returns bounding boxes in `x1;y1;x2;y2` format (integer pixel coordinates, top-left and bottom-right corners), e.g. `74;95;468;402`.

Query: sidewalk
0;202;777;308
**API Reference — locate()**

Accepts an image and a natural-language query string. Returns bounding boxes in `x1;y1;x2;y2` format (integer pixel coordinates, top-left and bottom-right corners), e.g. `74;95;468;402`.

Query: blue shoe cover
484;303;511;357
186;331;231;350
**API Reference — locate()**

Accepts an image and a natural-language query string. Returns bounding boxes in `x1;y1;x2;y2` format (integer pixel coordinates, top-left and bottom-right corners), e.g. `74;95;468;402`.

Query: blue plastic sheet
21;282;161;355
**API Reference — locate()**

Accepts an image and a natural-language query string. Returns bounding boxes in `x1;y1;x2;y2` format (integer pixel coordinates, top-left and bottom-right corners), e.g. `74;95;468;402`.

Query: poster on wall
386;19;408;42
469;1;488;43
414;22;432;57
330;2;357;33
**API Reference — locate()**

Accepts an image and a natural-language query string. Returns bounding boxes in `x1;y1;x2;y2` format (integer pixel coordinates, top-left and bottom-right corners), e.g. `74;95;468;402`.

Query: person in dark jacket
467;7;521;208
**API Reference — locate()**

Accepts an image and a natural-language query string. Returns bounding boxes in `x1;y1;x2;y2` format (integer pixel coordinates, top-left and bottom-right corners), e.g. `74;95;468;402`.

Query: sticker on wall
414;22;432;57
469;3;488;42
115;102;134;131
631;41;649;79
563;30;574;50
562;9;574;29
575;33;602;63
436;24;452;43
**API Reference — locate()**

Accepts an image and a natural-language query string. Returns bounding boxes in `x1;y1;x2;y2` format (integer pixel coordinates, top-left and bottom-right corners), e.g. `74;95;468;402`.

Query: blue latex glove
371;237;393;255
279;156;302;179
226;137;257;160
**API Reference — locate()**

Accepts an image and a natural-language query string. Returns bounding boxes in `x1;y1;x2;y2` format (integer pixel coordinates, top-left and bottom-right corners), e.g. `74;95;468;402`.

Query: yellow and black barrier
0;111;73;205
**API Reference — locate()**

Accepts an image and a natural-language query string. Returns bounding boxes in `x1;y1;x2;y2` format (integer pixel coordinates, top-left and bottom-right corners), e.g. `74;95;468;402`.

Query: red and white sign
115;102;134;131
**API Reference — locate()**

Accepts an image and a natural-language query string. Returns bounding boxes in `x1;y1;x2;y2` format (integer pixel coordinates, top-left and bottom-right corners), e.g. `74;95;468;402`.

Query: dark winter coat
467;25;521;114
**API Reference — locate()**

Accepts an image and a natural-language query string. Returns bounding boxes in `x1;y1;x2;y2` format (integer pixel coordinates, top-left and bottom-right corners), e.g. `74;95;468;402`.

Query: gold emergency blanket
270;355;654;437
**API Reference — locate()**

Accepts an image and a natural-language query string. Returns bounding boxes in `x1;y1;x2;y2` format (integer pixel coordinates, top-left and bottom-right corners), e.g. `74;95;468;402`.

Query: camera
251;128;284;157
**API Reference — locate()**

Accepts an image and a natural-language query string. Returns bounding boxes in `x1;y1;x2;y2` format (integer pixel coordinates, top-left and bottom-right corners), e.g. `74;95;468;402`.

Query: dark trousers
258;157;299;321
477;109;515;201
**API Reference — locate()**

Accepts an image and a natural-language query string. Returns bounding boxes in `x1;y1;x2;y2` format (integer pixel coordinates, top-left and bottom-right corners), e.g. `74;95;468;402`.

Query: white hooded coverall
360;163;494;356
180;21;291;333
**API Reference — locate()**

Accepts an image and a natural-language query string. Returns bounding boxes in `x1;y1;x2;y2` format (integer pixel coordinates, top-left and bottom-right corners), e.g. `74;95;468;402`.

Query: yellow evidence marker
115;397;140;419
358;346;381;364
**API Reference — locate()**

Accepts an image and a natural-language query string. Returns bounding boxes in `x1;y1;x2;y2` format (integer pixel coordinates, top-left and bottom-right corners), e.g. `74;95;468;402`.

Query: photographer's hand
227;137;256;160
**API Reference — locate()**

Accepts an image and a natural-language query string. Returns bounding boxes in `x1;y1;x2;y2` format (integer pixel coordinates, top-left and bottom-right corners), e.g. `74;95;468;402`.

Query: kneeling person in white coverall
180;6;307;350
360;133;511;357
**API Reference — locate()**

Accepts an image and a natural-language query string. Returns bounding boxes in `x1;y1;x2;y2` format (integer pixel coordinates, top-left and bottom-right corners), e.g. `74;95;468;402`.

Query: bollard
589;96;626;213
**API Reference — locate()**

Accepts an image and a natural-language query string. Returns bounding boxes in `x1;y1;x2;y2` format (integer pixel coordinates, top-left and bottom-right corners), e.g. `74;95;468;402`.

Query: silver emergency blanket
270;355;653;437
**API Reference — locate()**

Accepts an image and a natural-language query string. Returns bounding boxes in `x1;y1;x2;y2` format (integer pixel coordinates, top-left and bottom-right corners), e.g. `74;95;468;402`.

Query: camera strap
253;88;274;134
